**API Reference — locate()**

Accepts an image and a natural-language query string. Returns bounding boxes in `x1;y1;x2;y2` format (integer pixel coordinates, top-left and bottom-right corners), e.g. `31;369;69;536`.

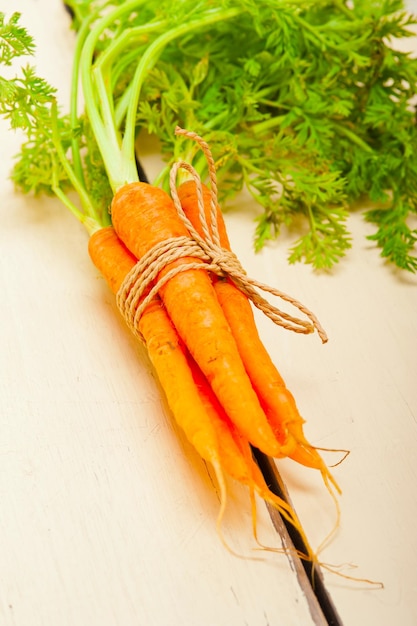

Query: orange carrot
110;182;282;458
88;226;221;466
177;180;339;489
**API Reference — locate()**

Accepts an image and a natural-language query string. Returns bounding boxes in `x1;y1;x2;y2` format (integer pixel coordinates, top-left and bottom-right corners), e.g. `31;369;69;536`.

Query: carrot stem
69;8;100;188
79;1;147;188
77;1;241;192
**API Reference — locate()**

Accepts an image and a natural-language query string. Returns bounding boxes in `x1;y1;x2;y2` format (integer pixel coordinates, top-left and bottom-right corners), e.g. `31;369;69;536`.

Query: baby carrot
110;182;281;458
88;226;221;467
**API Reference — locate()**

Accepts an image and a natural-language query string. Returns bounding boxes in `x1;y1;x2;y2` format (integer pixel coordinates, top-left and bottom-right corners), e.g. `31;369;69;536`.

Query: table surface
1;2;417;625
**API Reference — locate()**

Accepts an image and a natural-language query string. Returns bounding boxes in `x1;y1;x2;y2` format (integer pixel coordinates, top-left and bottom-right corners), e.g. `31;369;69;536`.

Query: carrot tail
188;354;298;516
184;347;315;551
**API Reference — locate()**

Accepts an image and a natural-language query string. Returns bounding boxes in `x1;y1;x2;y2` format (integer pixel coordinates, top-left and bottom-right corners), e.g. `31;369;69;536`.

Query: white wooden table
1;2;416;624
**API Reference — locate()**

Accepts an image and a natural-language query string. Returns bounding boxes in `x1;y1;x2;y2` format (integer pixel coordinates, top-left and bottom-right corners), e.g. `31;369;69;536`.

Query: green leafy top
0;11;34;64
1;1;417;269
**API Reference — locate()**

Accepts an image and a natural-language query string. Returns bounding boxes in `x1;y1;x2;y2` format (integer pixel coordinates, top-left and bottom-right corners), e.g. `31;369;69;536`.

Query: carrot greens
1;0;417;270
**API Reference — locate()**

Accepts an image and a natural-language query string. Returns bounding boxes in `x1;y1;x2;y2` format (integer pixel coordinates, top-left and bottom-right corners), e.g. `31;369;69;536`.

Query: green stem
96;21;166;72
151;163;171;189
252;115;287;135
99;24;167;131
70;10;100;186
51;101;98;220
52;184;99;234
333;0;356;21
306;203;317;236
112;50;139;95
333;122;374;153
121;7;242;187
241;167;266;207
80;0;149;190
92;64;119;146
114;84;135;130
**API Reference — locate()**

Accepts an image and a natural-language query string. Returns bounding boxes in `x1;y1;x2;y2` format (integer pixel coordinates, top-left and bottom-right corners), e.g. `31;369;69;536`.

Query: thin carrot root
187;350;308;554
246;457;383;588
318;562;384;589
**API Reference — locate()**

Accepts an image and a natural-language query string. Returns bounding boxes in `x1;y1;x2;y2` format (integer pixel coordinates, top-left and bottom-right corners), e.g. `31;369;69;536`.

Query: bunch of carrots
1;7;346;567
88;127;341;562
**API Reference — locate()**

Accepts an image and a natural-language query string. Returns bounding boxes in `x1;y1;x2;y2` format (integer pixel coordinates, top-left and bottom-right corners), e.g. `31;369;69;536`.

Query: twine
116;127;328;344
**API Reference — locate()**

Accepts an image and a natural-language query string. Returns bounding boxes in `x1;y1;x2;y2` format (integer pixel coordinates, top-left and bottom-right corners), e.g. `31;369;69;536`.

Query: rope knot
116;126;328;345
207;247;242;277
